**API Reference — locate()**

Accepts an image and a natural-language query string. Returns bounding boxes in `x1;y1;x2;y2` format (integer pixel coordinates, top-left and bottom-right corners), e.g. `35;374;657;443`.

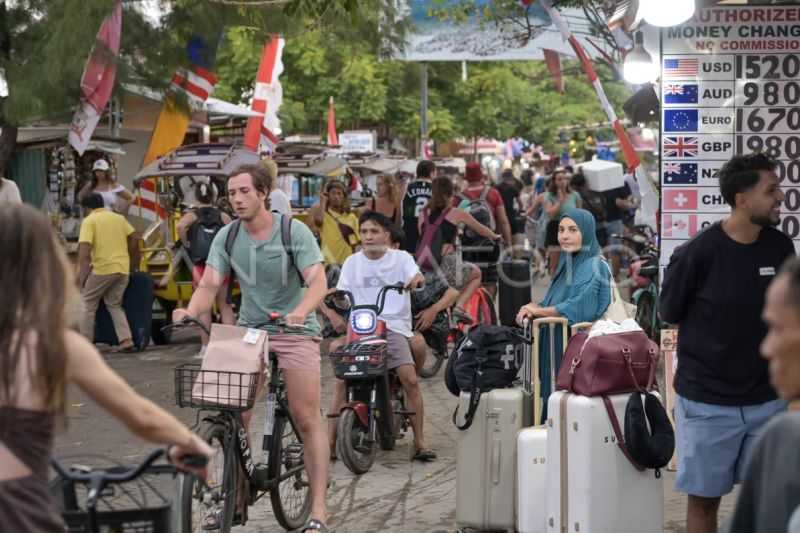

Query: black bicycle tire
176;423;235;533
336;408;377;475
268;414;311;530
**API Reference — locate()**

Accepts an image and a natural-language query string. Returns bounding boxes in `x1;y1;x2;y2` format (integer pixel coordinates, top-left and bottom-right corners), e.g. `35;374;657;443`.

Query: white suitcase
517;426;548;533
455;388;523;531
545;391;663;533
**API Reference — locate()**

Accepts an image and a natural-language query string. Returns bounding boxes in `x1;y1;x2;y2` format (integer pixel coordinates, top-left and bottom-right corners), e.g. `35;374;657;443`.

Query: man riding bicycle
173;164;330;533
328;211;437;462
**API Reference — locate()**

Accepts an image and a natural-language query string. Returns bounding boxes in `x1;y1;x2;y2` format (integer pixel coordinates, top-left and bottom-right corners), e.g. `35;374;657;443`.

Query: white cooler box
581;159;624;192
545;391;663;533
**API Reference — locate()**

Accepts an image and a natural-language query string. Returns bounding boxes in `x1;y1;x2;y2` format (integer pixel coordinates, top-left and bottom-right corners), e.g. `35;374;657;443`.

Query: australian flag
664;83;698;104
664;109;699;132
663;162;698;184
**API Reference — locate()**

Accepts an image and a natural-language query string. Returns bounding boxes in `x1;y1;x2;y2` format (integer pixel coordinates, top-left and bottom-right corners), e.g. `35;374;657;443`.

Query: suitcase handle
529;317;568;426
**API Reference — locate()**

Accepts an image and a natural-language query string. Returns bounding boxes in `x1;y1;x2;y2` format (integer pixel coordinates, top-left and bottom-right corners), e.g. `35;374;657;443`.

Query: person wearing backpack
176;181;234;353
543;168;582;277
455;162;513;297
416;176;500;319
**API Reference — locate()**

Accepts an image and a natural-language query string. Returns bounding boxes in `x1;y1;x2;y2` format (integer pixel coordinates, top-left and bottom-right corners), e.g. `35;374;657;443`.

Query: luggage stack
454;318;665;533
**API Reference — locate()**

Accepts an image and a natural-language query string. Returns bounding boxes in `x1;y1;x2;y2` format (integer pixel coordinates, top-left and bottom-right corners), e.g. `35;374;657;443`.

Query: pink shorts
266;334;321;373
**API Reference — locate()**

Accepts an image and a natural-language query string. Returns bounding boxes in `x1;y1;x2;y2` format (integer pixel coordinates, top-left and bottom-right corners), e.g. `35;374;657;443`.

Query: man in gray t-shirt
726;257;800;533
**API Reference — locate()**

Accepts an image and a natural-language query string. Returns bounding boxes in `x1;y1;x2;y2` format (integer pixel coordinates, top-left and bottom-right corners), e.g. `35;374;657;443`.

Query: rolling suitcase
498;257;532;327
455;387;522;532
545;391;663;533
516;317;567;533
517;426;548;533
94;272;154;351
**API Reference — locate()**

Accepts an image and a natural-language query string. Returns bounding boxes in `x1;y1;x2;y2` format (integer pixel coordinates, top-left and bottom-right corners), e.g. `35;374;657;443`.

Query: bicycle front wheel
175;422;237;533
268;414;311;531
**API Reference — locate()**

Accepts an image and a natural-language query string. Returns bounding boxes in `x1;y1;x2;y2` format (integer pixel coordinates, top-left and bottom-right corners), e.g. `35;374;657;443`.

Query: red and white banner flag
327;96;338;146
170;66;218;106
244;37;284;152
68;1;122;155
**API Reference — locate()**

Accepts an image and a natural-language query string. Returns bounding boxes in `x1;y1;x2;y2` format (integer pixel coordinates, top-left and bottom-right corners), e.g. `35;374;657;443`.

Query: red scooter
328;283;413;475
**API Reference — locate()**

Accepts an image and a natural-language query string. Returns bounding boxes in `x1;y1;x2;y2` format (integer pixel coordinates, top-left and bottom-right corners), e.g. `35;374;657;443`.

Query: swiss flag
663;189;698;211
663;213;698;239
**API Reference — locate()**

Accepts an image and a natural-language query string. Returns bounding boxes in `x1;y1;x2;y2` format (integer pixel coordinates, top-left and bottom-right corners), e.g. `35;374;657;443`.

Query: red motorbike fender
341;402;370;428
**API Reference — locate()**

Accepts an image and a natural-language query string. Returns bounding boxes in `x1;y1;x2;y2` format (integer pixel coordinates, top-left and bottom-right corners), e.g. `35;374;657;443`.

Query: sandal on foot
412;448;437;462
302;518;329;532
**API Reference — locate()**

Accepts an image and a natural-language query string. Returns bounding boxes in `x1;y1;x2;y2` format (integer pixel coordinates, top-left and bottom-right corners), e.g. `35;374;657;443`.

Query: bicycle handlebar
161;316;211;336
329;283;406;317
50;449;208;485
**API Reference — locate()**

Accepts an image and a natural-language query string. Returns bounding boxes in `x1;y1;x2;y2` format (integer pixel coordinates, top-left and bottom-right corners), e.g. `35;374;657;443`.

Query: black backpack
224;214;305;304
187;207;224;264
446;325;529;430
459;188;496;244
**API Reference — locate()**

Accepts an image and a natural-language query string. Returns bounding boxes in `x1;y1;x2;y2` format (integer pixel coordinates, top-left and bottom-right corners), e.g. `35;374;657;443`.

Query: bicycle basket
175;362;259;411
53;465;174;533
330;341;388;380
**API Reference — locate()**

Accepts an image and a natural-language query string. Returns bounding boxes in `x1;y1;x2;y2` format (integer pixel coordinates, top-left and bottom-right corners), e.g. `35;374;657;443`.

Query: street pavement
54;334;739;533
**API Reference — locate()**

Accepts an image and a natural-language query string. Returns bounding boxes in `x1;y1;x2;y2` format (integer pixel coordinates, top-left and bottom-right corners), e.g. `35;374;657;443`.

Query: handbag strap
601;395;645;472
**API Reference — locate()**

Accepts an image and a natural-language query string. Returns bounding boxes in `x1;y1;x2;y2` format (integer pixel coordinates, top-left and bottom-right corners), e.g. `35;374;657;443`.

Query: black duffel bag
446;325;529;430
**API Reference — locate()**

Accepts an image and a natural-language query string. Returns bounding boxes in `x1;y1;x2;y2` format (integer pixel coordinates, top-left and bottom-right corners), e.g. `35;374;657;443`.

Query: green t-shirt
206;215;323;336
545;191;580;219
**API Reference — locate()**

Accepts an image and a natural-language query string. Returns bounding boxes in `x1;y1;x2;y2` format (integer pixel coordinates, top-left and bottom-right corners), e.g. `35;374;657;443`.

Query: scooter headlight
351;309;377;335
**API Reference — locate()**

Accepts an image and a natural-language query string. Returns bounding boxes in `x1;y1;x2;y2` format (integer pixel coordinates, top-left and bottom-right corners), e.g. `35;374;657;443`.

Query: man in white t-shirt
328;211;436;461
0;177;21;204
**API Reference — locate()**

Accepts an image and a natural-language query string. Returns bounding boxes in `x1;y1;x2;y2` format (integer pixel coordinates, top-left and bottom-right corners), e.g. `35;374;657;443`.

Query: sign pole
420;62;429;158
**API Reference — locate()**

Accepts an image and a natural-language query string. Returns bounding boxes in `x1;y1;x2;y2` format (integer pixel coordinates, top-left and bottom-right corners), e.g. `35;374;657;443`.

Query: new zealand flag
663;162;698;184
664;84;699;104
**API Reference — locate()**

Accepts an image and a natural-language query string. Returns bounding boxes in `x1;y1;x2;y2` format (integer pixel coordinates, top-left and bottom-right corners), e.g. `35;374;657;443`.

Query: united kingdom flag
665;84;684;95
663;136;698;158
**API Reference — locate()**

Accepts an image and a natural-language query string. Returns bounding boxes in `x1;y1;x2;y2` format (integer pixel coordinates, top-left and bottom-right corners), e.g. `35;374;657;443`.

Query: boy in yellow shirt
77;193;139;352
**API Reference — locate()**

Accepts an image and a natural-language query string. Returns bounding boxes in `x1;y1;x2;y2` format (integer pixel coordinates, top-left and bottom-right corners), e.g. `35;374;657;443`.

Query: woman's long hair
377;174;398;204
0;205;74;414
430;176;454;211
548;169;571;195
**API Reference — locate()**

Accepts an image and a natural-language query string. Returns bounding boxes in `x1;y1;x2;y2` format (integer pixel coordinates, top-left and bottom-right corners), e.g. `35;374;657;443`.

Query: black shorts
545;220;560;247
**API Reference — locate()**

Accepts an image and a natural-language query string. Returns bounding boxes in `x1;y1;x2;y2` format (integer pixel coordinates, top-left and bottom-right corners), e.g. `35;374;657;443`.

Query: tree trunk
0;123;17;178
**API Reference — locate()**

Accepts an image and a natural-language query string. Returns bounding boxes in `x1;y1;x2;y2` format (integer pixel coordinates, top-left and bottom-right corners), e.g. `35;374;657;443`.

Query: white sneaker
194;345;207;359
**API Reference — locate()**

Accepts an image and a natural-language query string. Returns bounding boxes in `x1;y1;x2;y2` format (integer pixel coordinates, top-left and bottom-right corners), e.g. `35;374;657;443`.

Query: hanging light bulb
624;32;658;85
639;0;695;28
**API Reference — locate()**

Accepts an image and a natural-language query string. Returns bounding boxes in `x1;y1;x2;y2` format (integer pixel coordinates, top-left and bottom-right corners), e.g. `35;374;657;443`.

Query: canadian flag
663;213;698;239
663;189;698;211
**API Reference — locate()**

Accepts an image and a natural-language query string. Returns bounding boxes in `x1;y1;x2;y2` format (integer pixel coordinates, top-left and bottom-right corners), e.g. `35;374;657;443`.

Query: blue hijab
540;208;610;324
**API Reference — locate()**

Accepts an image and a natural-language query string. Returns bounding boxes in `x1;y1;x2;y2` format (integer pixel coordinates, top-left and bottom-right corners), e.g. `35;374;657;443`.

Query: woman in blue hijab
516;208;612;416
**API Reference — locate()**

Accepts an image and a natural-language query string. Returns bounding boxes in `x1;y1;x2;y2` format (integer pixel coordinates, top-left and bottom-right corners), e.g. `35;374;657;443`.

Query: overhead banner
660;4;800;267
395;1;604;61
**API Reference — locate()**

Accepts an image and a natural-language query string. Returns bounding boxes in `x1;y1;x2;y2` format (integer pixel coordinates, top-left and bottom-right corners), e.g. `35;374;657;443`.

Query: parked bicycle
166;316;311;532
50;448;207;533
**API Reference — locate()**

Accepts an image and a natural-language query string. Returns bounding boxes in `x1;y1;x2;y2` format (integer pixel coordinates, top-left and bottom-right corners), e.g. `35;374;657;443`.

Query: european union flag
664;83;699;104
664;109;699;132
663;162;698;185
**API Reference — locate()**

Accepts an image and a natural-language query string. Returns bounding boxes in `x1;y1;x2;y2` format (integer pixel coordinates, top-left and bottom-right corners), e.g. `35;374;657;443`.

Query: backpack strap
224;219;242;305
452;357;483;431
601;395;645;472
281;214;307;287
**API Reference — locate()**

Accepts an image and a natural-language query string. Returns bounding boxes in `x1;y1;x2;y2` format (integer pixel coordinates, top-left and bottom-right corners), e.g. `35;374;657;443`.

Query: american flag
663;58;699;78
663;136;698;158
664;84;684;95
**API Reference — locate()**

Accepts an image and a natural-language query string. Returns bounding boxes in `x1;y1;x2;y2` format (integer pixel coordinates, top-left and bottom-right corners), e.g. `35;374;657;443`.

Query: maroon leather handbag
556;330;660;396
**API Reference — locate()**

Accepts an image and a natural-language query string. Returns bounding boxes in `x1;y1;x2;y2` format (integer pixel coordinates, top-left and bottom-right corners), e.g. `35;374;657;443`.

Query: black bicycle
166;316;311;532
50;448;207;533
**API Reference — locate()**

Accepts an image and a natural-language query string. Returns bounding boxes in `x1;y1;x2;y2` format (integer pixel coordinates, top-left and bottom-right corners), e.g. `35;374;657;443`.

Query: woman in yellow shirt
311;180;360;266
